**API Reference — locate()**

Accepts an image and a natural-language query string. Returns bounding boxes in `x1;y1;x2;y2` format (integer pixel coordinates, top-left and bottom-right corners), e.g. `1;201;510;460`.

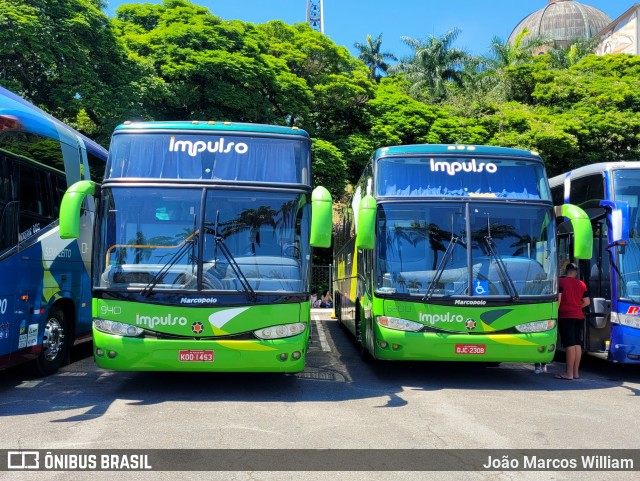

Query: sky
104;0;631;59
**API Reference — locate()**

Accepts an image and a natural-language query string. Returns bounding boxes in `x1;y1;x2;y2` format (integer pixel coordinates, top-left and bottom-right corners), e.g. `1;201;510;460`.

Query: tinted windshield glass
613;169;640;302
94;187;309;294
106;133;309;184
375;202;557;298
377;156;550;200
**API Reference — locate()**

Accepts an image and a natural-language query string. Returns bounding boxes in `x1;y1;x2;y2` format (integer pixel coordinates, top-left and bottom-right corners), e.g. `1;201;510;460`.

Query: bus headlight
515;320;556;333
377;316;423;332
611;313;640;329
94;319;144;337
254;322;307;340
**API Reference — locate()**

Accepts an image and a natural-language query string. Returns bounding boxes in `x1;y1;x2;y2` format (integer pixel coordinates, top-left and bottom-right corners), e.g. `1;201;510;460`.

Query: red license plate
179;350;214;362
455;344;486;355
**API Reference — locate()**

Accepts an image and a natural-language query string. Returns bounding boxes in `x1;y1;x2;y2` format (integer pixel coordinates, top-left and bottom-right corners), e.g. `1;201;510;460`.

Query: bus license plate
179;350;214;362
455;344;486;355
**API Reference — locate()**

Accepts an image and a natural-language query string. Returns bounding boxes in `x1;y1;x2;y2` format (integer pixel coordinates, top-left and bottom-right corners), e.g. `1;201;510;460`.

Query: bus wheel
356;319;374;362
335;294;344;328
29;308;68;376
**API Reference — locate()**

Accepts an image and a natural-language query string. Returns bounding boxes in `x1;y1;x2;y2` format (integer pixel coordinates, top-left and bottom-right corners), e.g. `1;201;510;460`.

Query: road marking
314;319;331;352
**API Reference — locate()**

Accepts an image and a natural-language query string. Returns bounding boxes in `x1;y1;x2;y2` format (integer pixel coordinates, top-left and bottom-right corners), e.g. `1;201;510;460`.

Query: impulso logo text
135;312;188;329
419;312;465;325
169;137;249;157
430;158;497;176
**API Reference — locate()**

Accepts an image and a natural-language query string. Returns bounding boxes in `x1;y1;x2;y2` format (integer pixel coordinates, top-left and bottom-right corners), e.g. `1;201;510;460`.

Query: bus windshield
613;169;640;303
375;202;557;298
106;133;309;184
377;156;550;200
95;187;309;294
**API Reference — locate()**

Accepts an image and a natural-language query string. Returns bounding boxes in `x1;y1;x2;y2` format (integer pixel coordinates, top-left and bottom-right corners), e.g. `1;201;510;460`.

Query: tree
391;28;467;101
488;29;548;69
354;33;397;82
0;0;139;143
546;38;599;69
311;139;347;199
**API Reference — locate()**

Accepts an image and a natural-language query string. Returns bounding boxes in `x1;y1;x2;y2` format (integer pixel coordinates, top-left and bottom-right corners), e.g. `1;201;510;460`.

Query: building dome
508;0;612;46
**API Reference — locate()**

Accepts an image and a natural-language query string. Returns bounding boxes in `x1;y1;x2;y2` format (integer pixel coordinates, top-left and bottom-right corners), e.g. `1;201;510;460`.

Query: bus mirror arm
60;180;96;239
556;204;593;260
600;200;629;246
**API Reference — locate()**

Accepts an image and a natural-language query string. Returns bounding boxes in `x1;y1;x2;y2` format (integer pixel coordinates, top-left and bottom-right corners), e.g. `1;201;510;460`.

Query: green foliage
311;139;347;199
3;1;639;189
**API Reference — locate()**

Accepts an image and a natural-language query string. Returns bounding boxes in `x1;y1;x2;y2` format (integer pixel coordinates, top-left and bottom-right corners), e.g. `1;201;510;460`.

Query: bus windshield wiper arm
204;221;257;302
141;235;197;297
424;235;459;301
483;236;519;301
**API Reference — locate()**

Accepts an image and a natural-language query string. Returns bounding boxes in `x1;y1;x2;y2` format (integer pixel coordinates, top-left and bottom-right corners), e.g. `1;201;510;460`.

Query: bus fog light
537;346;545;353
108;351;117;358
292;351;301;360
379;341;388;349
392;344;399;350
255;322;307;340
95;348;104;357
548;344;556;352
279;353;288;361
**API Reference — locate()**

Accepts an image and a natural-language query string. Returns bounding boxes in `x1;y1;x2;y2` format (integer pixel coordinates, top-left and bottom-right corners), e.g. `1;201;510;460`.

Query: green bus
333;144;592;363
60;121;332;372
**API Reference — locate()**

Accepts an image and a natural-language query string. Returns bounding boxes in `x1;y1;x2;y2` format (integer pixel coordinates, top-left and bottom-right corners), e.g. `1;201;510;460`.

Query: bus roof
375;144;542;160
114;121;310;138
0;86;108;159
549;161;640;187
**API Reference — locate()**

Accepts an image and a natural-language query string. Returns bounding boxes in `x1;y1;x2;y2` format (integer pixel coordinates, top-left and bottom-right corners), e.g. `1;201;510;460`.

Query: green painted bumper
371;326;557;363
93;329;308;372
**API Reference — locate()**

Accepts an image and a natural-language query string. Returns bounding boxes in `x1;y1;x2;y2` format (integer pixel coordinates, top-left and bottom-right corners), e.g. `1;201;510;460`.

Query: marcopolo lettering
135;313;188;329
454;299;487;306
169;137;249;157
430;158;497;176
419;312;465;325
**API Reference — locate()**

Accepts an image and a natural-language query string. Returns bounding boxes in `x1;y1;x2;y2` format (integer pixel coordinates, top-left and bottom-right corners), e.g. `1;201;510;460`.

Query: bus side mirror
555;203;593;259
60;180;96;239
600;200;629;245
356;195;376;250
310;186;332;248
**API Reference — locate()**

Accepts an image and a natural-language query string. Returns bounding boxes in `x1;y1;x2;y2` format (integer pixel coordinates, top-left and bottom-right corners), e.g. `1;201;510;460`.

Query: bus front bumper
93;329;308;372
609;324;640;364
372;328;557;363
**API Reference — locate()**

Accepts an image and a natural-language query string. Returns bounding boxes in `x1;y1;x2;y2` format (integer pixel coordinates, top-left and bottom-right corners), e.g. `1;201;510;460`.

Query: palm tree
488;28;549;69
391;28;468;101
547;37;598;69
354;33;398;82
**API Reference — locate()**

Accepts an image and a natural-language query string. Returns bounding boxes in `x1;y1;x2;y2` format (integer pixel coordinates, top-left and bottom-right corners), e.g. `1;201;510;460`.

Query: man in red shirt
556;263;590;380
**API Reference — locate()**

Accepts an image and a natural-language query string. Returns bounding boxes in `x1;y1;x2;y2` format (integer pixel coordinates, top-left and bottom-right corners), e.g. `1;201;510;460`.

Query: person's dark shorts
558;318;584;347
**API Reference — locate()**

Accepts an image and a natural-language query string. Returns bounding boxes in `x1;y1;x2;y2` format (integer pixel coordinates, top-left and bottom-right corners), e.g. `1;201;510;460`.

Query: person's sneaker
541;364;548;373
534;366;543;374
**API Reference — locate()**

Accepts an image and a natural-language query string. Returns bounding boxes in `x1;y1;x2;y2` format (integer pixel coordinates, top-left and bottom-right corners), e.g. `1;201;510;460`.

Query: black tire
26;308;68;376
334;293;344;329
356;318;374;362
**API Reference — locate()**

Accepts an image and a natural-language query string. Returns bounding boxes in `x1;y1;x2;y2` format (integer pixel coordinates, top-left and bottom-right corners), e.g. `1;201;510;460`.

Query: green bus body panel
310;186;332;248
561;203;593;259
92;299;310;372
356;195;377;250
59;180;95;239
371;298;558;362
115;121;310;137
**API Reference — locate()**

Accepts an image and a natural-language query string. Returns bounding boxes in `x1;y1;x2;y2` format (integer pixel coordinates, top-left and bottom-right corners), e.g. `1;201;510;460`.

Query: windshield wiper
204;216;257;302
424;235;460;301
483;235;519;301
141;233;197;297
